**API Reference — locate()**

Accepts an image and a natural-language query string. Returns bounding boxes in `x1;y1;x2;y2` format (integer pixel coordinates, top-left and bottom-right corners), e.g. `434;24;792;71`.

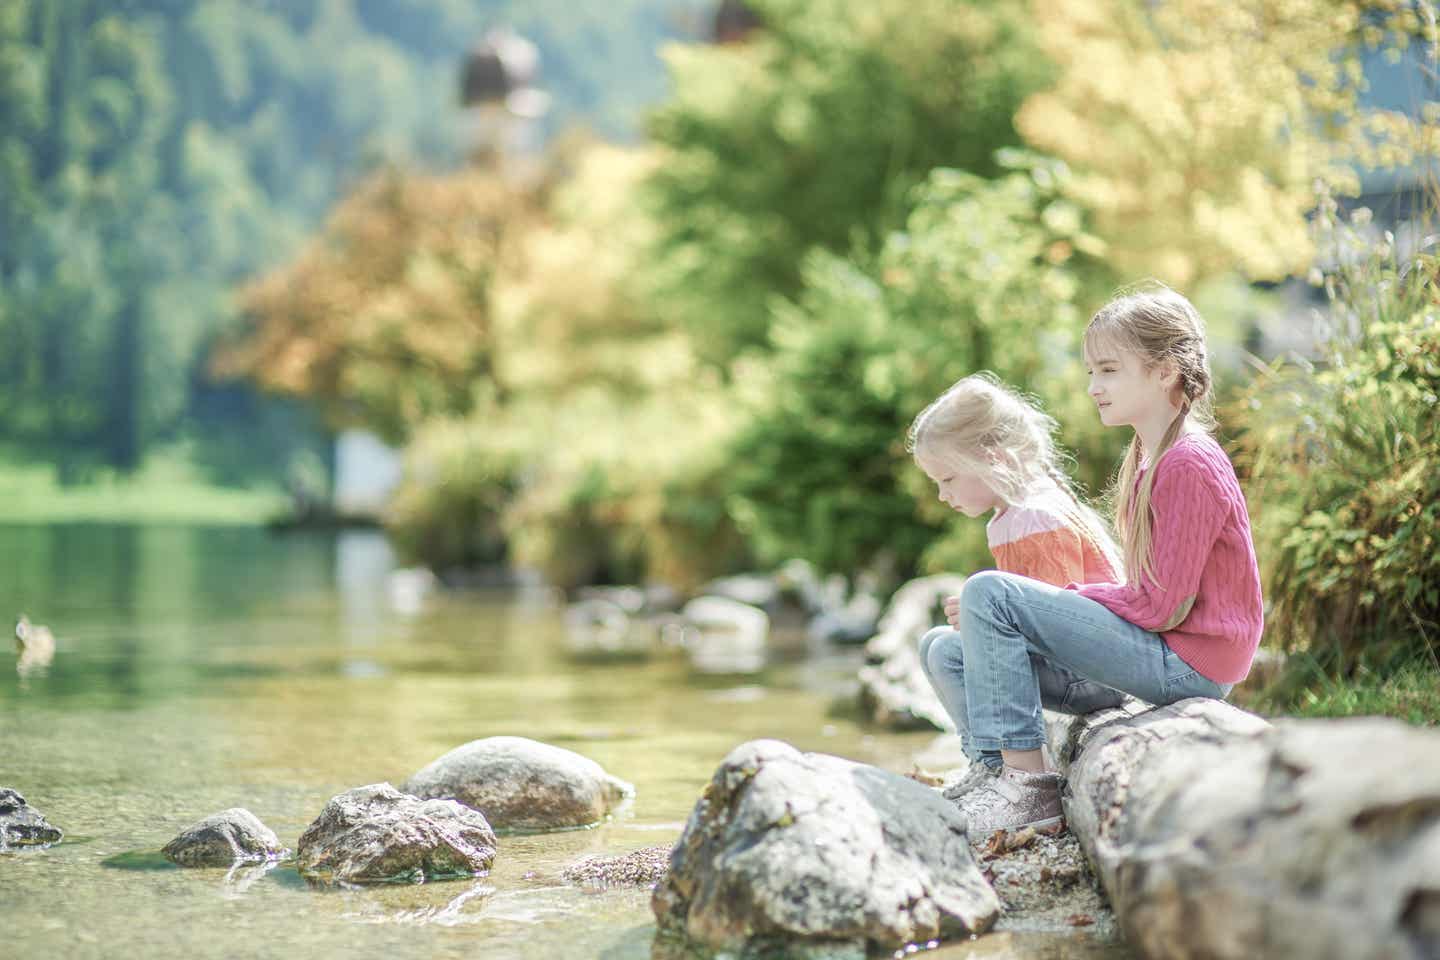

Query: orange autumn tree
214;168;535;443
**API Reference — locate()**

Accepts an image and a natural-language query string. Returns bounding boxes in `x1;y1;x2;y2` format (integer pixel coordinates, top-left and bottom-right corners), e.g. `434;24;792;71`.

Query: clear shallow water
0;524;1129;959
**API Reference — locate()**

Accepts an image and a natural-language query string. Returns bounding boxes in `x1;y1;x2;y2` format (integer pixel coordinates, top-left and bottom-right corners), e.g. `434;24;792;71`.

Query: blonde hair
1085;281;1216;587
907;372;1122;577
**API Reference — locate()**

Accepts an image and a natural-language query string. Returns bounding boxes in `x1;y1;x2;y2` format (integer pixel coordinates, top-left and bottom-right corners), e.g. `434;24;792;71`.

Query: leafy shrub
1231;204;1440;683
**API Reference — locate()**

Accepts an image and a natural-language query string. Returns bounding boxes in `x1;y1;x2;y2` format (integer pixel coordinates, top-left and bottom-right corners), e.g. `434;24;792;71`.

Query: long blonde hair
906;372;1122;577
1085;282;1216;586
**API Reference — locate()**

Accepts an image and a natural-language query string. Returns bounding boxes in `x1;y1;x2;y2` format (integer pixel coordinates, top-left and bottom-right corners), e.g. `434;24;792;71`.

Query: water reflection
0;524;1131;960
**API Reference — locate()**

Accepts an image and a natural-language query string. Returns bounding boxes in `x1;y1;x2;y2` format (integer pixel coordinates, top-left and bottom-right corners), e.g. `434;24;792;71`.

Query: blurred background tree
0;0;707;483
641;0;1054;366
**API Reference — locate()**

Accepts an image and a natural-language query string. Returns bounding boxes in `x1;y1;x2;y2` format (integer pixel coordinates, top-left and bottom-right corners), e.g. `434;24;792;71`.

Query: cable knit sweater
1069;432;1264;684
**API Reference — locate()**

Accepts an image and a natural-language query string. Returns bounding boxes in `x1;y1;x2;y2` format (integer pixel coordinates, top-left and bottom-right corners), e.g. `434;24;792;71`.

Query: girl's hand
942;595;961;627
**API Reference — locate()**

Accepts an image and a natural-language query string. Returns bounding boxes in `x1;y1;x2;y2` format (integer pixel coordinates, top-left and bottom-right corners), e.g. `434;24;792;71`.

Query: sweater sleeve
1074;448;1228;631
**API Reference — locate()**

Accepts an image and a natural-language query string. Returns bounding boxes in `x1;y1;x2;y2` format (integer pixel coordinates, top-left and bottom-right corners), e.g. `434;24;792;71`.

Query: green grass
1254;657;1440;726
0;448;287;524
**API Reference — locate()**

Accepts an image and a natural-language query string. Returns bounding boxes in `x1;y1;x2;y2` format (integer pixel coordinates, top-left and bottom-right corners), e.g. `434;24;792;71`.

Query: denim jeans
918;570;1232;759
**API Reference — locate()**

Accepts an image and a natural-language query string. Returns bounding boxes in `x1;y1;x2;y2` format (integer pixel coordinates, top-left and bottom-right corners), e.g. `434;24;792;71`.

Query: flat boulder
0;788;63;848
295;782;496;884
404;736;634;832
652;739;999;957
162;808;285;866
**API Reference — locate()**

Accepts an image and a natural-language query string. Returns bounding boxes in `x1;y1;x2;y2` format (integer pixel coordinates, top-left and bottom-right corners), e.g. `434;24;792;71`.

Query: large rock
856;645;952;732
1049;698;1440;960
0;788;63;847
295;783;496;884
652;739;1000;957
854;574;967;732
404;736;634;832
863;574;968;664
678;596;769;674
162;808;285;866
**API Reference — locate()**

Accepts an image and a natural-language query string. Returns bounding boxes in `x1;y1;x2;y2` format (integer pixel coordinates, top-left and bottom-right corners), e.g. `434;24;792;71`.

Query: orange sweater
987;497;1118;587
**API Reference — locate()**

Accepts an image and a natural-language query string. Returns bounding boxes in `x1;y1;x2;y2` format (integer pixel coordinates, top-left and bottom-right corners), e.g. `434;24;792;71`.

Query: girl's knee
924;628;965;674
960;569;1012;609
917;625;952;661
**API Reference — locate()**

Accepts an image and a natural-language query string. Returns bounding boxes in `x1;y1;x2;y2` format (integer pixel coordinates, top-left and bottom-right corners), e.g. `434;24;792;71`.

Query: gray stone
1049;698;1440;960
856;644;952;732
562;844;671;888
404;736;634;831
699;573;782;611
295;782;496;884
679;596;769;674
162;807;284;866
0;788;63;847
863;574;968;664
652;739;1000;957
853;575;967;732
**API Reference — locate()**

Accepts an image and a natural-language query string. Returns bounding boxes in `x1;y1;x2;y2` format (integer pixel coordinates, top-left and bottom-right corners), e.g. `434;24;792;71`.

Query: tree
642;0;1053;365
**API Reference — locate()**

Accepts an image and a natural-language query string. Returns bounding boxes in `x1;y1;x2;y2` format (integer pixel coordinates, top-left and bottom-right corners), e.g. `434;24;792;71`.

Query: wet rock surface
653;738;1000;957
295;782;497;885
561;844;671;889
162;807;285;866
404;736;634;832
0;787;64;848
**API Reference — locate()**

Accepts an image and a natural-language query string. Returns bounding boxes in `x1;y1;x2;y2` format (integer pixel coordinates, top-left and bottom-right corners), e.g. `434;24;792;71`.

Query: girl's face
916;451;1005;518
1084;342;1178;429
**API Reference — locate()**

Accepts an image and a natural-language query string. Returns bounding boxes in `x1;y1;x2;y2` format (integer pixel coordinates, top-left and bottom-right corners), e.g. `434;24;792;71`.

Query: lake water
0;524;1129;959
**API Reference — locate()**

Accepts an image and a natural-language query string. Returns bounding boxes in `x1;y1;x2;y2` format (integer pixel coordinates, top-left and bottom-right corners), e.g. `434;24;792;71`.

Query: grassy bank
0;449;286;525
1252;657;1440;727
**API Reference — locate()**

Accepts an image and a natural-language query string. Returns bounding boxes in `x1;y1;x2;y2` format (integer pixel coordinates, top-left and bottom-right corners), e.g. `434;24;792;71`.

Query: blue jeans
918;571;1232;759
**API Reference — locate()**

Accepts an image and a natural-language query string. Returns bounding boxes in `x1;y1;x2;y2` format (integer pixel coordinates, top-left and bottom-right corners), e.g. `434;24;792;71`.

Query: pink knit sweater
1069;432;1264;684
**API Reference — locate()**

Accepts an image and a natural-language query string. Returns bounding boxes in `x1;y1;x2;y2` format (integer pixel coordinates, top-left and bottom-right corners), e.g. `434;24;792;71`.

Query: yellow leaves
1015;0;1430;286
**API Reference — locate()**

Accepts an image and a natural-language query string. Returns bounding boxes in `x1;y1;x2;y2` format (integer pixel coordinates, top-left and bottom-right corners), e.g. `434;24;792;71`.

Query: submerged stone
561;844;671;888
162;808;285;866
404;736;633;831
295;782;496;885
0;787;64;848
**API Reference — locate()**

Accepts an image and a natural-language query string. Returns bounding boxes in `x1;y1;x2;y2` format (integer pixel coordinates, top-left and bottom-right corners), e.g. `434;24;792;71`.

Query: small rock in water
162;808;285;867
296;783;496;885
561;845;672;889
0;787;64;848
405;736;634;832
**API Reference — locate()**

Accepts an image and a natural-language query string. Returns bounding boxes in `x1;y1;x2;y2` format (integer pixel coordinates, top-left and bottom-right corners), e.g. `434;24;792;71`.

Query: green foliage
724;157;1125;578
384;413;522;571
1232;201;1440;679
1254;655;1440;726
0;0;704;476
642;0;1052;365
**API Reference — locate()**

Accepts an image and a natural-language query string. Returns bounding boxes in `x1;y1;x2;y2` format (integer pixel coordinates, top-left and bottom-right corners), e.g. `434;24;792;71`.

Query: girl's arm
1071;448;1229;631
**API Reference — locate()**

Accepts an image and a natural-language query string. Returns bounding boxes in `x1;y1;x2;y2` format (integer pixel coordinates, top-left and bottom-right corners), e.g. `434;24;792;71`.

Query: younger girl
926;284;1263;839
908;374;1127;800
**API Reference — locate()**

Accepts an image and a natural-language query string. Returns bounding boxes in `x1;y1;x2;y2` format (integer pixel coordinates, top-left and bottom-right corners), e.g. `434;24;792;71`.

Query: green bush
643;0;1052;366
384;414;525;571
1233;206;1440;686
724;157;1125;579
